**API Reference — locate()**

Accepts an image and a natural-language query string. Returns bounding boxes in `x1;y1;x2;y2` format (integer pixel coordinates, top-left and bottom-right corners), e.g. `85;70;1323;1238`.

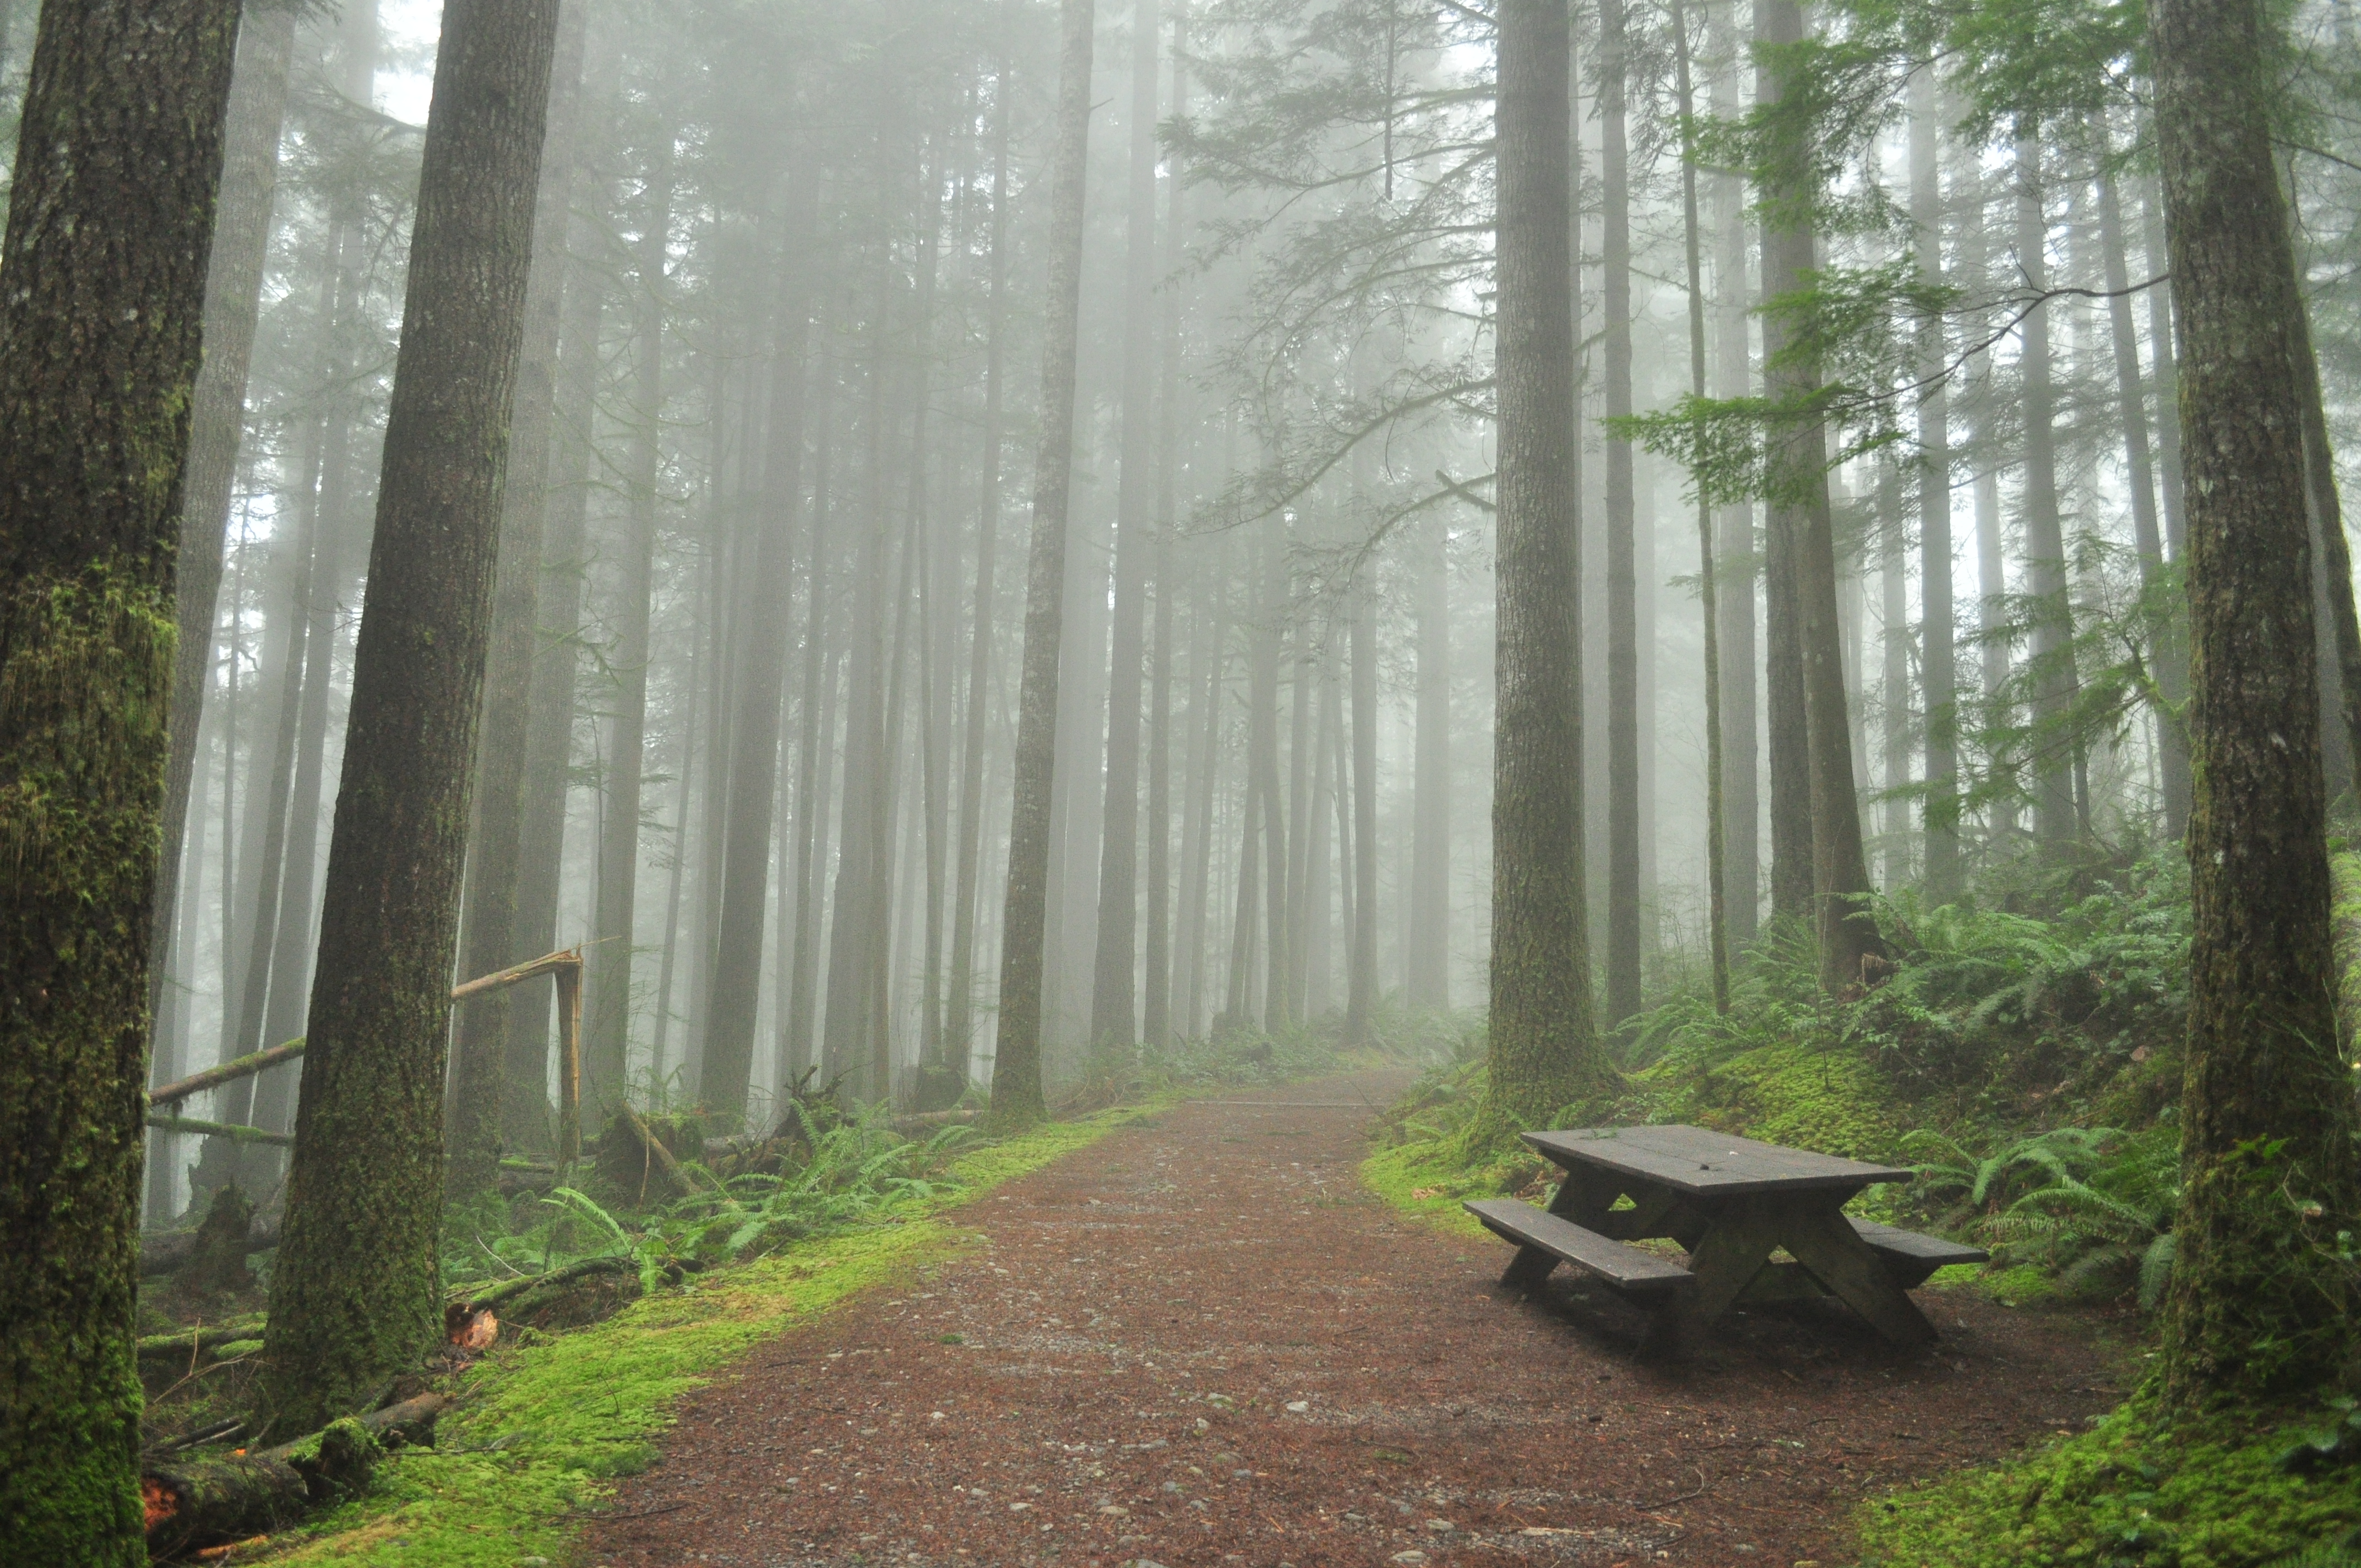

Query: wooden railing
147;946;587;1165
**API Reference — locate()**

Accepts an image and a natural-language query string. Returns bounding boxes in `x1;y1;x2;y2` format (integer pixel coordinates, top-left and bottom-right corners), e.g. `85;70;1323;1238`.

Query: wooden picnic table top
1522;1124;1912;1198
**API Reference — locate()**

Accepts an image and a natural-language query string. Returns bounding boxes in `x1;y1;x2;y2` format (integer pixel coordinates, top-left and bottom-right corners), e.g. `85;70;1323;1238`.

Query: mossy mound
1859;1397;2361;1567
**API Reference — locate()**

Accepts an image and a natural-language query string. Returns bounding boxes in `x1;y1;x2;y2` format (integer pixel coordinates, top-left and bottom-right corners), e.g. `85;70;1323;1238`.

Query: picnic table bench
1466;1124;1985;1353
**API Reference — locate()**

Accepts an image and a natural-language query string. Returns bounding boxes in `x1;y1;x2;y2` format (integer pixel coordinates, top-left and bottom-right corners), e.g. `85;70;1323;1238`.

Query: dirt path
585;1075;2120;1567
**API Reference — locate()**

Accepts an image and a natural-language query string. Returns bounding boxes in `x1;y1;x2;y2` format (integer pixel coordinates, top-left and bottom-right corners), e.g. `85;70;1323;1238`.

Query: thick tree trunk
1482;0;1608;1134
990;0;1094;1127
1177;567;1225;1038
0;0;240;1550
2149;0;2361;1403
1253;515;1291;1035
587;133;674;1112
1710;0;1759;943
150;2;300;1029
1912;68;1959;896
447;0;588;1189
2285;278;2361;808
1600;0;1640;1028
1346;578;1380;1043
1761;0;1879;990
704;160;816;1125
257;0;561;1439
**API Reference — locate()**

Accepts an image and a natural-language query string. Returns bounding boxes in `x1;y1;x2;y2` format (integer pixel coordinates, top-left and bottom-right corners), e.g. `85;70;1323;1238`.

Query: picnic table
1466;1124;1985;1354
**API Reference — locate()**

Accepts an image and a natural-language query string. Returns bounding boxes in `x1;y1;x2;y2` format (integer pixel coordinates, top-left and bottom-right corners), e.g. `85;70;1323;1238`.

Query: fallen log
894;1108;979;1134
143;1393;451;1555
140;1220;281;1278
137;1316;266;1362
145;1114;292;1148
148;1041;307;1109
458;1254;637;1314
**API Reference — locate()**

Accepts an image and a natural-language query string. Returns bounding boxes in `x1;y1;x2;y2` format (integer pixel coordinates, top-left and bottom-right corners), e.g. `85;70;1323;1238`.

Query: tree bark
704;153;816;1126
257;0;562;1439
1600;0;1641;1028
1408;513;1451;1009
990;0;1095;1127
1710;0;1759;943
1761;0;1880;990
507;21;616;1131
2149;0;2361;1403
948;50;1014;1086
150;1;300;1031
2015;130;2080;845
1346;575;1380;1043
1912;68;1959;897
587;129;673;1113
447;0;588;1189
1482;0;1608;1134
0;0;240;1550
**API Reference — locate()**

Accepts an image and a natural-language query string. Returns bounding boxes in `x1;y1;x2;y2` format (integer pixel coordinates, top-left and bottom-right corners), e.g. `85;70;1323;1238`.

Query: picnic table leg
1644;1197;1784;1357
1778;1205;1939;1345
1502;1164;1624;1291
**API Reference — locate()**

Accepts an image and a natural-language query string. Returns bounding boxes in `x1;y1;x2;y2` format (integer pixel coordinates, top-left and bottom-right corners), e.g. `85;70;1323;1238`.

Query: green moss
1858;1397;2361;1568
1642;1039;1903;1163
1358;1139;1505;1241
1980;1263;2058;1306
265;1106;1154;1565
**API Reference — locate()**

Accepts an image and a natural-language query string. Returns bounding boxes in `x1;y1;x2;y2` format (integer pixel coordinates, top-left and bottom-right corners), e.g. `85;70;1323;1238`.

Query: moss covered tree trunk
991;0;1096;1130
1481;0;1609;1136
2150;0;2361;1404
257;0;562;1440
0;0;241;1554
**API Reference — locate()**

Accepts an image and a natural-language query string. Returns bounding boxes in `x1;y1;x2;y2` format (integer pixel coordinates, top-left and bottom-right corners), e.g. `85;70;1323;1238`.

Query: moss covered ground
1858;1396;2361;1567
263;1110;1151;1565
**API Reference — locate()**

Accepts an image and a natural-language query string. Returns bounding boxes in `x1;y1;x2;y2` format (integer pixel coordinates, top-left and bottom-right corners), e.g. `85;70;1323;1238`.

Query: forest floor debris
579;1070;2121;1567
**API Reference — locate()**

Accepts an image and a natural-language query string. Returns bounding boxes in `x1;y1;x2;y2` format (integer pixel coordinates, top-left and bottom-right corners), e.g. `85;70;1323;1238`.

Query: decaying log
143;1394;450;1555
459;1254;637;1313
136;1315;266;1362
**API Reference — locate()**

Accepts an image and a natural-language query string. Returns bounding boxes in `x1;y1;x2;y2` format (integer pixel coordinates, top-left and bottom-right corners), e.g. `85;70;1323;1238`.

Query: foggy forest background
123;0;2361;1221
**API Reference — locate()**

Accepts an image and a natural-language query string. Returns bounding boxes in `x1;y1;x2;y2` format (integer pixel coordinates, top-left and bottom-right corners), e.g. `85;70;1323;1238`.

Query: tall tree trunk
787;331;839;1085
1254;513;1291;1034
1762;0;1880;989
257;0;561;1441
1305;652;1337;1016
1284;618;1315;1020
948;51;1013;1083
1408;512;1450;1009
1879;461;1910;884
1141;17;1189;1047
1671;0;1729;1011
1177;564;1224;1038
1912;67;1959;896
1710;0;1759;943
1481;0;1607;1133
507;85;612;1130
2283;251;2361;809
704;155;816;1125
150;1;299;1030
1600;0;1640;1027
1089;0;1160;1049
1346;576;1380;1043
0;0;239;1548
823;264;896;1092
2149;0;2361;1403
587;130;673;1113
447;0;587;1188
989;0;1094;1127
2016;130;2080;845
